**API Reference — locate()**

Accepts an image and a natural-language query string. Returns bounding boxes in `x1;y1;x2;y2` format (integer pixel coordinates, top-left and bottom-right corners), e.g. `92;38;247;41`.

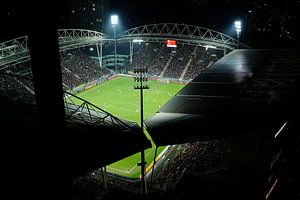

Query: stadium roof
118;23;249;50
145;49;300;146
0;24;247;68
0;95;151;176
0;29;111;67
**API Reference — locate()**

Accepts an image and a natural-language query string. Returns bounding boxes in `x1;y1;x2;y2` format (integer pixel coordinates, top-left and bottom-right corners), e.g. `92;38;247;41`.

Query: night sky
1;0;299;48
108;0;299;48
109;0;246;31
109;1;297;26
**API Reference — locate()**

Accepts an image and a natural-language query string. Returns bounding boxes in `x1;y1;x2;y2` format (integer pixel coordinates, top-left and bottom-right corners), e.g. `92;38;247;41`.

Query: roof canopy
118;23;249;50
0;94;151;177
145;49;300;146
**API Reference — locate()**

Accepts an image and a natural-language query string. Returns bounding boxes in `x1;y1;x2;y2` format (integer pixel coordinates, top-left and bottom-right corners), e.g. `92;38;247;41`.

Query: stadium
1;3;300;200
0;23;242;194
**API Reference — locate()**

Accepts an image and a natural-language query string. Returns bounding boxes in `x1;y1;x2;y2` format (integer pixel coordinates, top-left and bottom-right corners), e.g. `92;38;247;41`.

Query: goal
157;77;169;84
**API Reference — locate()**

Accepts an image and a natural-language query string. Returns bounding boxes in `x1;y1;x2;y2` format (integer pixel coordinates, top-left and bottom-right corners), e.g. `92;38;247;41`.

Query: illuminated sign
166;39;177;47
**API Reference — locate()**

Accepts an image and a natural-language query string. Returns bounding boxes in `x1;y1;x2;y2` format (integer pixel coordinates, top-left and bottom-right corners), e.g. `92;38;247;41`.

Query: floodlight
111;14;119;71
234;20;242;32
205;45;217;51
111;15;118;25
133;39;144;43
234;20;242;48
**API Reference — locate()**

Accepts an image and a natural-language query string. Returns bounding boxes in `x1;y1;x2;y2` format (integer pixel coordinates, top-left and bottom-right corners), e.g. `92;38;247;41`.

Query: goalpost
157;77;169;84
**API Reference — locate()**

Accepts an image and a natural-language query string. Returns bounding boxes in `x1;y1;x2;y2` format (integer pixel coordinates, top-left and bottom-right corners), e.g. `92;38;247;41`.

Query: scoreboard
166;39;177;47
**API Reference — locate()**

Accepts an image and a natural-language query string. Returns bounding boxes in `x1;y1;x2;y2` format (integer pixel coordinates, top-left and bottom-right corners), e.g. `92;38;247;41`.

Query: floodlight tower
111;15;118;72
134;66;149;195
234;20;242;49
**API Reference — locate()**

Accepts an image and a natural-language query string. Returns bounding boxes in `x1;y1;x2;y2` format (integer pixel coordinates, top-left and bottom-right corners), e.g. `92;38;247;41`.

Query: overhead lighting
234;20;242;32
274;121;288;138
111;15;119;25
205;45;217;51
133;39;144;43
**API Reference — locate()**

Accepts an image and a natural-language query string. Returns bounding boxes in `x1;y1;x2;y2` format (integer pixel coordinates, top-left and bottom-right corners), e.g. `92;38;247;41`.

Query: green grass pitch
74;76;185;178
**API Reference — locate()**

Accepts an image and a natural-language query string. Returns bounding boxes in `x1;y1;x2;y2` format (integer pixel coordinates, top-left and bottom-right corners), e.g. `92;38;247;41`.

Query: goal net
157;77;169;84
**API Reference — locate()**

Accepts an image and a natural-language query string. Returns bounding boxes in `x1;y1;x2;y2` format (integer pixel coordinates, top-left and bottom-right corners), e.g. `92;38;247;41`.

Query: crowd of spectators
184;47;221;80
163;45;194;79
158;139;230;182
60;49;111;89
0;61;35;104
0;41;224;106
73;171;105;200
126;43;222;80
70;139;231;197
184;47;210;80
149;44;173;76
0;48;114;104
72;168;142;199
126;42;167;75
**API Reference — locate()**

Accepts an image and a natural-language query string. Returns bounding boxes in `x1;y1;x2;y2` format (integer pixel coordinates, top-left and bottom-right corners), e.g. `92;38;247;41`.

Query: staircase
160;56;173;77
179;47;198;80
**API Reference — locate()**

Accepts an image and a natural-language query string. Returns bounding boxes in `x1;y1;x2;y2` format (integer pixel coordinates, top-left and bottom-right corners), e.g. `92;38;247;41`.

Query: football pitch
73;76;185;178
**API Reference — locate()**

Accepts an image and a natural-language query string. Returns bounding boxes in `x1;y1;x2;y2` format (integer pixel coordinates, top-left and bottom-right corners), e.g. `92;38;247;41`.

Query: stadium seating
0;61;35;104
0;42;223;105
60;49;111;89
158;139;230;182
126;42;222;80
